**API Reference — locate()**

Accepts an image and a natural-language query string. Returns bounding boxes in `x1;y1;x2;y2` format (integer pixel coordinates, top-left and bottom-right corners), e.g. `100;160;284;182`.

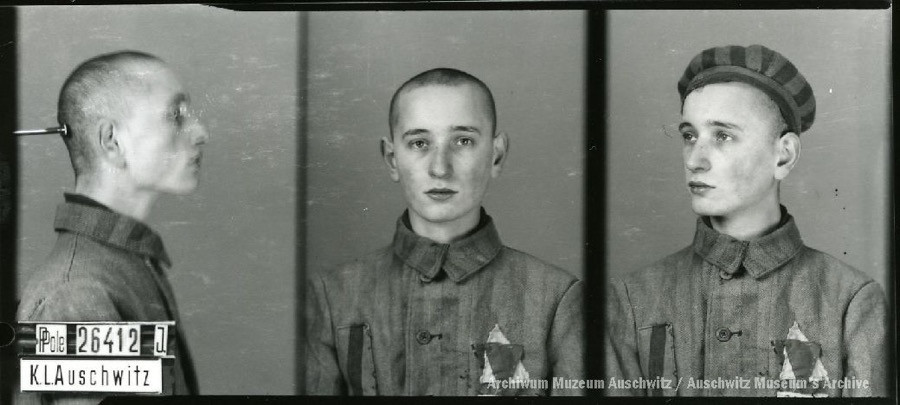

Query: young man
17;51;208;402
306;68;583;396
605;45;887;397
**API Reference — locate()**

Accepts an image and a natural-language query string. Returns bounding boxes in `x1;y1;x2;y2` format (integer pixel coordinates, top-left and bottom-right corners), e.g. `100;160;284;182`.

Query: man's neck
708;200;782;241
74;176;157;221
408;208;481;244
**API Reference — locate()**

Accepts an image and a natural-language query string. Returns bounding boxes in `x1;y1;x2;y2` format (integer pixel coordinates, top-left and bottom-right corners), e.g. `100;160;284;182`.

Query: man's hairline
389;82;497;140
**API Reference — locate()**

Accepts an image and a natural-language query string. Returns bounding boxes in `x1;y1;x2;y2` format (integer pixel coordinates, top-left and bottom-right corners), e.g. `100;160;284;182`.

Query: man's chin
690;200;727;217
409;205;469;225
415;212;460;225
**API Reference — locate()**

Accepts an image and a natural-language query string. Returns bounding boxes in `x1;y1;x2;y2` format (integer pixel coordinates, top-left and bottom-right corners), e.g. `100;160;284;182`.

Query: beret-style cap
677;44;816;134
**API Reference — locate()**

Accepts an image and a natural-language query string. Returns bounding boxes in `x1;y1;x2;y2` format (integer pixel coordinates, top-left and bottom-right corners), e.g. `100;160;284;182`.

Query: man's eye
172;104;189;123
408;139;428;149
681;132;697;143
457;137;474;146
715;131;733;142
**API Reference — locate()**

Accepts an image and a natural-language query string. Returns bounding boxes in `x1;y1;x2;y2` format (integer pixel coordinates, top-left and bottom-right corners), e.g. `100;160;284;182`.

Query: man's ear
490;132;509;178
774;131;800;181
97;119;126;168
380;136;400;182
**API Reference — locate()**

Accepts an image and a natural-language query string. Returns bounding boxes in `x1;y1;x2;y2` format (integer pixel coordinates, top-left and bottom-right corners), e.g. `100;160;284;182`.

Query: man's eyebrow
401;128;429;138
450;125;480;134
707;120;742;131
679;120;743;132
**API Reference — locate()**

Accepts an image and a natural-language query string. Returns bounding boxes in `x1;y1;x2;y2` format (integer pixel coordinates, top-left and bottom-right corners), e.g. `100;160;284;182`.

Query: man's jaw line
73;173;160;221
700;198;783;241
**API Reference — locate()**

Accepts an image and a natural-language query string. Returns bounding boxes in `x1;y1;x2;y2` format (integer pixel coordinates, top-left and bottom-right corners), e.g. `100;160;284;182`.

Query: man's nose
684;142;710;173
190;118;209;146
428;146;452;178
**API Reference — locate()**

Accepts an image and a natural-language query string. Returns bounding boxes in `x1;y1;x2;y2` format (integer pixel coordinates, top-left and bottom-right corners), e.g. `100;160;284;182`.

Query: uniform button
718;269;733;280
715;327;733;342
415;330;433;345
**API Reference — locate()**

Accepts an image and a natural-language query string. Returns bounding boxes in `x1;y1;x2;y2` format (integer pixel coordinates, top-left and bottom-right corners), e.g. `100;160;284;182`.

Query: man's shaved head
57;51;165;177
389;68;496;137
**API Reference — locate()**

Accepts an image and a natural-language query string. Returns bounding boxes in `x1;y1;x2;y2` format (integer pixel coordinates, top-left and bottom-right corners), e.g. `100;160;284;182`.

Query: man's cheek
396;166;415;184
734;158;769;192
162;152;178;165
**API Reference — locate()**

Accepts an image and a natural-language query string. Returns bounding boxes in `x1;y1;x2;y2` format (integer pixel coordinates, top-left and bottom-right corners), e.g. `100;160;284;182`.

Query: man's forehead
682;82;781;125
395;84;491;121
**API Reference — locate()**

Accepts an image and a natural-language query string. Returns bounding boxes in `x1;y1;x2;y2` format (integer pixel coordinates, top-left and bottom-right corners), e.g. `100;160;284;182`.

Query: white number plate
21;358;162;393
75;325;141;356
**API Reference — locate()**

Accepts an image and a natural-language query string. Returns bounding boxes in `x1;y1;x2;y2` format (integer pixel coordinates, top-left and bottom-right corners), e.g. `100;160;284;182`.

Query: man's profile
305;68;584;396
16;51;208;402
604;45;887;397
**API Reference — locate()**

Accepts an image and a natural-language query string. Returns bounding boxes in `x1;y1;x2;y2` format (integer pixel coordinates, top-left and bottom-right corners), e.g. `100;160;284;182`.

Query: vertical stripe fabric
677;44;816;134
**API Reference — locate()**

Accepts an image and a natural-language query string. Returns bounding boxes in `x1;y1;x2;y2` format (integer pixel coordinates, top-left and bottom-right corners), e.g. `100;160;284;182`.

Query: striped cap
678;45;816;134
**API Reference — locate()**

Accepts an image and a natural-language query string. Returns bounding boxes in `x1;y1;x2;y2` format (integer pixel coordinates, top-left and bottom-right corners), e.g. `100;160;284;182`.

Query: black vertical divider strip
889;41;897;400
295;11;310;395
0;7;17;405
584;9;606;398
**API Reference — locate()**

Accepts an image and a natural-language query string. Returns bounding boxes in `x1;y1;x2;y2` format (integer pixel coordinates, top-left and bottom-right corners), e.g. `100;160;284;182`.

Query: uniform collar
392;208;503;283
692;206;804;279
55;194;172;267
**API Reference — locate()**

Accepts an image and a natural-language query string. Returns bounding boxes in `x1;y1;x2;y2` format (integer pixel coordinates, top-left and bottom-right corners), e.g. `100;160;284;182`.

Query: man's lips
425;188;457;201
688;181;714;193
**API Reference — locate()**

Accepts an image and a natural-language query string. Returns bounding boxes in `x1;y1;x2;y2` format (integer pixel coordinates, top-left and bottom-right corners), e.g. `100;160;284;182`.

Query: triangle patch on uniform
773;321;829;397
473;324;530;395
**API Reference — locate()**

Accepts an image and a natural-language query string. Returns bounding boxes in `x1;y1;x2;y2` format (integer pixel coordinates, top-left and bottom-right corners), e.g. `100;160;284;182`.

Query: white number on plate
75;325;141;356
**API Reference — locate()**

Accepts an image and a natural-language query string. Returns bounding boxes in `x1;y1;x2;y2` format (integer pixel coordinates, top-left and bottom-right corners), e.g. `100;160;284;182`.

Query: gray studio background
15;8;585;395
305;11;585;281
605;10;891;290
16;6;299;394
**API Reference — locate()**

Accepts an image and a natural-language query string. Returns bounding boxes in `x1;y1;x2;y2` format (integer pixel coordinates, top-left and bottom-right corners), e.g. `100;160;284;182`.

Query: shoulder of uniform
618;245;694;285
315;245;393;286
797;246;879;289
498;246;579;285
